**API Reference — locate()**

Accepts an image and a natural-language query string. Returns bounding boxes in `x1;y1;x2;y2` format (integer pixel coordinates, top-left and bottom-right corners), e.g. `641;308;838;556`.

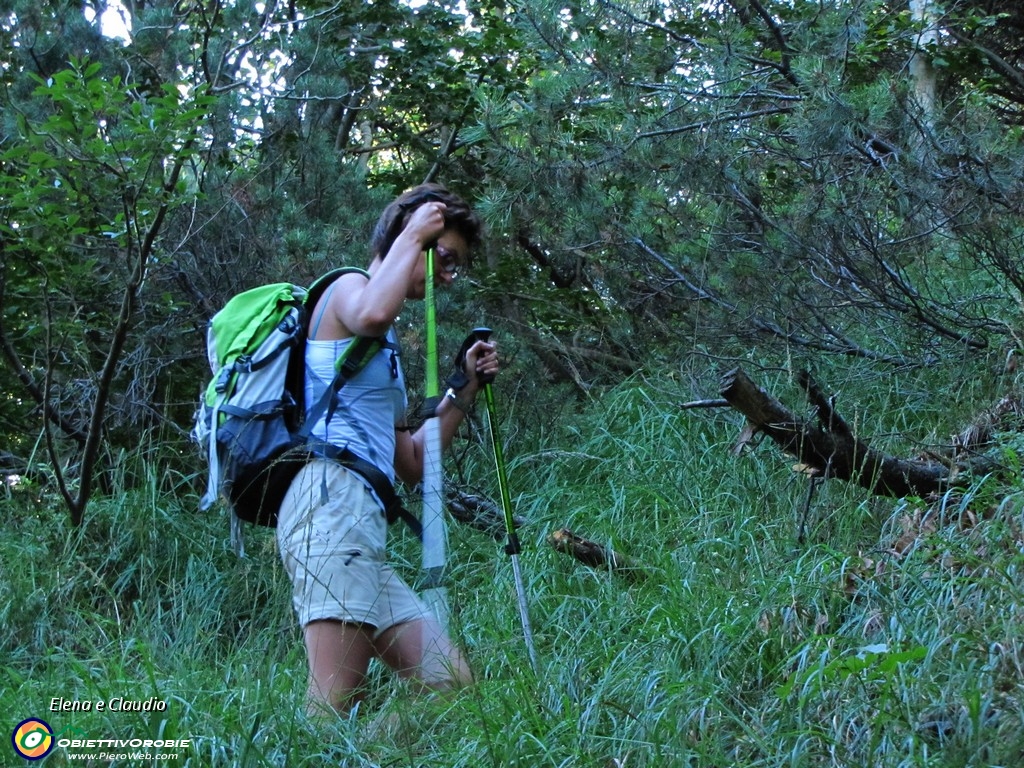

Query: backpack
193;267;412;551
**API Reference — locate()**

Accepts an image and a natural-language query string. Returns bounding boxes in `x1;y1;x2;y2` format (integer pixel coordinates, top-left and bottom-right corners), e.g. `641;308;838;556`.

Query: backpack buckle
214;366;233;394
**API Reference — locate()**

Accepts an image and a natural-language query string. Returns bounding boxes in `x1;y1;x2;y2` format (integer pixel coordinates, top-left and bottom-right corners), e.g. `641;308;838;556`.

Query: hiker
275;183;497;715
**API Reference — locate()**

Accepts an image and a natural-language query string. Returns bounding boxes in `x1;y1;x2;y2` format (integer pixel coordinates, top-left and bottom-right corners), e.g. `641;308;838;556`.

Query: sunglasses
434;246;463;279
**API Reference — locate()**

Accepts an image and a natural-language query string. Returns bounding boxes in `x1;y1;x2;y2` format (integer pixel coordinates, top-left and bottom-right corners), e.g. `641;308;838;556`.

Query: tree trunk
909;0;940;122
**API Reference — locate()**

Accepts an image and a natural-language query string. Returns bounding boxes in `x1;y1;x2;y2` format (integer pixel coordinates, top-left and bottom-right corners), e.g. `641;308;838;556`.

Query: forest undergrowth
3;358;1024;767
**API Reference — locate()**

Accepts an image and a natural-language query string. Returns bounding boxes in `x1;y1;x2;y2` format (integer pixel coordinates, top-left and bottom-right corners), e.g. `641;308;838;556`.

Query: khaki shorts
276;459;430;636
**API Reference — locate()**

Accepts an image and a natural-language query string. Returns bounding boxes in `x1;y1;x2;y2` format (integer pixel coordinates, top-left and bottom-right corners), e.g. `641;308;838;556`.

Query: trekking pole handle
469;327;495;385
450;327;495;387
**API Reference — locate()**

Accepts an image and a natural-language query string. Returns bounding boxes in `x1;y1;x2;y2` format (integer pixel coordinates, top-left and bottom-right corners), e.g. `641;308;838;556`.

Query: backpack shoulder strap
286;266;374;424
303;266;384;389
296;268;387;437
336;335;385;380
297;336;384;441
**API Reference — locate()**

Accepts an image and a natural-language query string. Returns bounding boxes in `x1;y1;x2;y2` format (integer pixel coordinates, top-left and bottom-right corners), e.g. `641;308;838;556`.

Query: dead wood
951;393;1024;453
548;528;646;579
446;488;524;540
717;367;982;499
680;398;731;409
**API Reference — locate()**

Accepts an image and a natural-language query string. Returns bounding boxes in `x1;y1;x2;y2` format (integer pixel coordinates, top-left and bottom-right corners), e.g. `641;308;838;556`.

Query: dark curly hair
370;183;483;262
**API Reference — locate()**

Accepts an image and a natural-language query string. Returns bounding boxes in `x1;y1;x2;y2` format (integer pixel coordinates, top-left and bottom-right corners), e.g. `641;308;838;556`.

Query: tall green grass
4;364;1024;766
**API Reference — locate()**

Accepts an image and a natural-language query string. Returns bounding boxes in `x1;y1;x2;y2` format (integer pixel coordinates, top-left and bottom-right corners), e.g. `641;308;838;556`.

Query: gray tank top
304;329;406;482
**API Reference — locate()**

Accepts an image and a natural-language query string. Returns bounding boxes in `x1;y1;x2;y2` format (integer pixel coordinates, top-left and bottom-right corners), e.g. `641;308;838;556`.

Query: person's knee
376;619;472;689
446;655;474;689
417;641;473;691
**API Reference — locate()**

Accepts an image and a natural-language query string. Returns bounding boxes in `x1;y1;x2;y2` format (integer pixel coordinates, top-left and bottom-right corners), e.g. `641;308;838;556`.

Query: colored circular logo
12;718;54;761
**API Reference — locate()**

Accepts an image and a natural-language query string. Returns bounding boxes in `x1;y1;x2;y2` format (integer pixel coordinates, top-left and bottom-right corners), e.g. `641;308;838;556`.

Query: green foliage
0;57;213;520
6;370;1024;766
459;0;1024;384
7;0;1024;503
5;0;1024;763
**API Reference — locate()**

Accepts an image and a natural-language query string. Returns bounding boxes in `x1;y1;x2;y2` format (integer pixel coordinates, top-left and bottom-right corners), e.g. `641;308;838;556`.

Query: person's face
408;229;469;299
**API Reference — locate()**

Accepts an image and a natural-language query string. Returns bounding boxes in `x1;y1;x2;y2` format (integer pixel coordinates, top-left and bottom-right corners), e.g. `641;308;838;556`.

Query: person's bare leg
304;619;376;715
373;617;472;692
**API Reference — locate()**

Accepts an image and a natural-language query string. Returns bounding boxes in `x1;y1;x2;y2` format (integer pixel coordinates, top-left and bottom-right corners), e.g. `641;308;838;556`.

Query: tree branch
716;367;1010;499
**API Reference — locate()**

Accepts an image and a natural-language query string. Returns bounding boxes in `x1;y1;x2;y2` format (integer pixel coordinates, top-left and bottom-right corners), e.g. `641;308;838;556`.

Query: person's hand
464;340;499;386
402;201;447;249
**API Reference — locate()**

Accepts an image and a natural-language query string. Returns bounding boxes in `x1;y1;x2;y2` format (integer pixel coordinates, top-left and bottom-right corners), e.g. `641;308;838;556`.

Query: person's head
371;182;483;265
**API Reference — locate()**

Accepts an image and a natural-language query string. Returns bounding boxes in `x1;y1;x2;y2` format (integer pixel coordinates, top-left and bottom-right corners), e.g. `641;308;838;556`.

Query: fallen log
717;367;992;499
446;487;525;540
548;528;646;579
445;493;649;579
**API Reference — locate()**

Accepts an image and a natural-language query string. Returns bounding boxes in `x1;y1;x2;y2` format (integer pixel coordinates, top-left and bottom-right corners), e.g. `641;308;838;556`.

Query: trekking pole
420;247;448;627
467;327;538;672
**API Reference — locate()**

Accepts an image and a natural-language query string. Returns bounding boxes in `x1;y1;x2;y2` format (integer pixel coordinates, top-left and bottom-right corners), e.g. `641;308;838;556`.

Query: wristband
444;387;473;414
446;371;470;392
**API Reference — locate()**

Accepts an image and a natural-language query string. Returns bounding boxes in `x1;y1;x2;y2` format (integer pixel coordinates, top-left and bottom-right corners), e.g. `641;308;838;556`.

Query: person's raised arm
318;202;448;340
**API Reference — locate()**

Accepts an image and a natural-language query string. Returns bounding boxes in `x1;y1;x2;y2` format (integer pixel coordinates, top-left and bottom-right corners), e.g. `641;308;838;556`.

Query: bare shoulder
310;270;368;341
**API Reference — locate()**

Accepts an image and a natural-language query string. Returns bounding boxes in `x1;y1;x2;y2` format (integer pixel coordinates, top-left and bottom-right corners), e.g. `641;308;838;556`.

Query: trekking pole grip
448;327;495;391
469;327;495;385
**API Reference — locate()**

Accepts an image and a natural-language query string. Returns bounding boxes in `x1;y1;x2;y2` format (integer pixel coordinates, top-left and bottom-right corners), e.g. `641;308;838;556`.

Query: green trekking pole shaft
424;249;440;401
482;383;521;554
421;247;448;627
469;327;537;671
